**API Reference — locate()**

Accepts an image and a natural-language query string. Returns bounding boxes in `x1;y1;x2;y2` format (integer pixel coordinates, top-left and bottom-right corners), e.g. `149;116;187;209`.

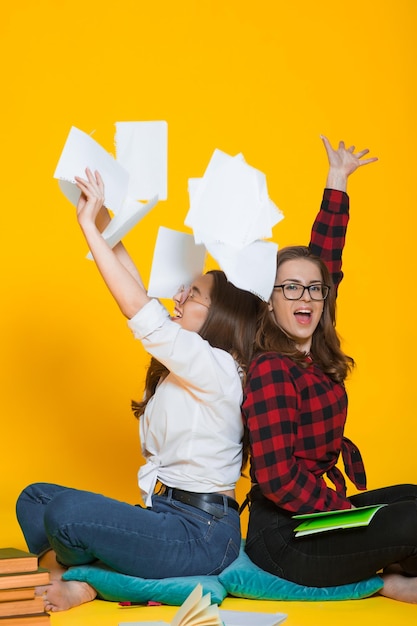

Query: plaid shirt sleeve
243;355;353;513
309;188;349;293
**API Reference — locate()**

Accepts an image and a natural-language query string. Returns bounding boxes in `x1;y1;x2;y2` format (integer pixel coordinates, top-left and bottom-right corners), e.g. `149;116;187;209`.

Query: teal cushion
63;545;384;605
62;563;227;605
219;546;384;601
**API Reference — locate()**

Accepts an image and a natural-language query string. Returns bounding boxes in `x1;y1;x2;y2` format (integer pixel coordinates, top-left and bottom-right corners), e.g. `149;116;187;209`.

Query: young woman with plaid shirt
243;137;417;603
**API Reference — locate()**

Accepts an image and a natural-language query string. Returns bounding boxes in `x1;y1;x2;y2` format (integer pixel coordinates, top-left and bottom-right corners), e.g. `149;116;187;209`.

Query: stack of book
0;548;50;625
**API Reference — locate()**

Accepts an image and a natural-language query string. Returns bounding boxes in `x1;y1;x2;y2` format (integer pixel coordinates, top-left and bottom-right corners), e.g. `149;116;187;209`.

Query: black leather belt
158;486;239;518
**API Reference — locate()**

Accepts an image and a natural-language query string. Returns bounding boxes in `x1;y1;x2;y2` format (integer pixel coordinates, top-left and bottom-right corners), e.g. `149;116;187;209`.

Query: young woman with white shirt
16;168;263;612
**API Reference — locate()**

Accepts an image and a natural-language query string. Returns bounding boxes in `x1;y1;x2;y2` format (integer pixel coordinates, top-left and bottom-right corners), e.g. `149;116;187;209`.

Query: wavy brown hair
240;246;355;473
254;246;354;384
132;270;263;425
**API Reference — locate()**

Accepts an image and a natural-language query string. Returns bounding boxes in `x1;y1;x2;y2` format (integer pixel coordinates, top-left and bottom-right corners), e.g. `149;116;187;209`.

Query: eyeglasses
175;285;210;309
273;283;330;301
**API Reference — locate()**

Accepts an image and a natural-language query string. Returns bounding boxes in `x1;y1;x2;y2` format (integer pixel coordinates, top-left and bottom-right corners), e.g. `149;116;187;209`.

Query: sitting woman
243;137;417;604
16;168;263;611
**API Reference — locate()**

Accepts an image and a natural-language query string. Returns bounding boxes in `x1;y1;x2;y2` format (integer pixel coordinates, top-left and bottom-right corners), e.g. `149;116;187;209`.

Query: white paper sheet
54;126;129;213
54;123;167;250
147;227;206;299
185;149;283;248
183;149;283;299
115;121;168;200
205;239;278;301
86;195;159;259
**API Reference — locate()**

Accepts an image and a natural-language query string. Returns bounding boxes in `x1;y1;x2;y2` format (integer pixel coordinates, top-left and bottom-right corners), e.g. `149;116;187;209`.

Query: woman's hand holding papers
75;168;105;232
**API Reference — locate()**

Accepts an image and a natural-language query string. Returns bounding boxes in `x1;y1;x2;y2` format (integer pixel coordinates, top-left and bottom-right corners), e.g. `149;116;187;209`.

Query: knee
16;482;46;520
16;482;65;506
43;489;90;537
17;482;43;500
43;491;74;534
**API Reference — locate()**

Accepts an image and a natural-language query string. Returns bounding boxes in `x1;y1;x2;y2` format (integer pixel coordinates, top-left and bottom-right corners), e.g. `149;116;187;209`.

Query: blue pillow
62;563;227;605
219;545;384;601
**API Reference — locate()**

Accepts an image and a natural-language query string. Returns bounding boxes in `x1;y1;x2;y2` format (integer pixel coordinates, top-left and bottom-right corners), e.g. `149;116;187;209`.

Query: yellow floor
48;595;416;625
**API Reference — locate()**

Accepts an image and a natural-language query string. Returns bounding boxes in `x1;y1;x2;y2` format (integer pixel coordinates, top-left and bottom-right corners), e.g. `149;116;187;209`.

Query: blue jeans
245;484;417;586
16;483;241;579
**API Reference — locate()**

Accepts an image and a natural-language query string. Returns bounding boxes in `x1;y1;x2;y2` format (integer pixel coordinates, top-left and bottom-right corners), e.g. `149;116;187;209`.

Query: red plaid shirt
243;189;366;513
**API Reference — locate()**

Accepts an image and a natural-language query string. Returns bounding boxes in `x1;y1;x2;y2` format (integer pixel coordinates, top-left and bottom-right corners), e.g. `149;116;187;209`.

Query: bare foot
43;579;97;612
380;572;417;603
35;550;68;596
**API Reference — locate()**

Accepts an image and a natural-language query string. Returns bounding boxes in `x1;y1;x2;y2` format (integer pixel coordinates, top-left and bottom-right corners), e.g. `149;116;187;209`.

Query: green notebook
293;504;386;537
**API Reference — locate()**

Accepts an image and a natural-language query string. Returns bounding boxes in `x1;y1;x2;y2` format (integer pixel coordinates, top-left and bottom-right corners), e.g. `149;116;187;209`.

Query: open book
119;583;286;626
293;504;386;537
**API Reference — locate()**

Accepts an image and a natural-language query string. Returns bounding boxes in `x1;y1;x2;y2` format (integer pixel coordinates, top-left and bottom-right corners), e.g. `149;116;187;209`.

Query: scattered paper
115;121;168;200
204;239;278;302
54;126;129;213
54;122;168;250
185;149;283;248
56;126;282;302
184;149;283;300
86;195;159;260
147;227;206;299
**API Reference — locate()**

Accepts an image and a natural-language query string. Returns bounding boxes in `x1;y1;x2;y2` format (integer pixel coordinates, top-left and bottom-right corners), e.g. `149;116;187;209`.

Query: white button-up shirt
128;299;244;506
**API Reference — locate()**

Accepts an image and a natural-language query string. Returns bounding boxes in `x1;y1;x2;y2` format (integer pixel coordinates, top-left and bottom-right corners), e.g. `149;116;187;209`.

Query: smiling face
269;258;325;353
172;273;213;333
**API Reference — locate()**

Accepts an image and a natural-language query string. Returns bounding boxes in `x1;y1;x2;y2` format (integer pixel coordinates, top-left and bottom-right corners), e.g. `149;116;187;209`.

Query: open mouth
294;309;312;323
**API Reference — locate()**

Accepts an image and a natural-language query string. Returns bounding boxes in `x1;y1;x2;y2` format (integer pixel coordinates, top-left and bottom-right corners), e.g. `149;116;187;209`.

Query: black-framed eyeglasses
273;283;330;301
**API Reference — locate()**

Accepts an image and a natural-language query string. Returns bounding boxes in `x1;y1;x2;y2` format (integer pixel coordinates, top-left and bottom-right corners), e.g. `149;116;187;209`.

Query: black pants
245;484;417;586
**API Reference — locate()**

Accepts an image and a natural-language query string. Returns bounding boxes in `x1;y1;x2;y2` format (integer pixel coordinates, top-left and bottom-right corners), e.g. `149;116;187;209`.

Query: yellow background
1;0;416;547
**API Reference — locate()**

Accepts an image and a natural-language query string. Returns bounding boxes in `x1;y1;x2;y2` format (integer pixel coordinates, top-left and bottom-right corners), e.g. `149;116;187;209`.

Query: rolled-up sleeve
128;299;170;339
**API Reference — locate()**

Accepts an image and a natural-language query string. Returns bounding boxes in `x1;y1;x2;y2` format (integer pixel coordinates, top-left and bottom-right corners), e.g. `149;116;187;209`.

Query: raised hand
74;168;105;229
321;135;378;191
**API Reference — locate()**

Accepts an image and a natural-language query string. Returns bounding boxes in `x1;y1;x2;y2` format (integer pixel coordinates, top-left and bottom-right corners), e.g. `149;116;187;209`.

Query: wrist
78;219;100;237
325;168;348;192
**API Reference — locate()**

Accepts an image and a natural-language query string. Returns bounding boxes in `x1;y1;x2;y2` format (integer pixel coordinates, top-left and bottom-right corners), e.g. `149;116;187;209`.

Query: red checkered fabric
242;189;366;514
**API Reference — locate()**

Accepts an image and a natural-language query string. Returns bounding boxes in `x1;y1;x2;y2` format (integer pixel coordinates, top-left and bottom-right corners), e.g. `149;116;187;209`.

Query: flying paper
115;121;167;201
54;122;168;250
54;126;129;213
147;227;206;299
86;195;159;261
204;239;278;302
184;149;283;300
185;149;283;248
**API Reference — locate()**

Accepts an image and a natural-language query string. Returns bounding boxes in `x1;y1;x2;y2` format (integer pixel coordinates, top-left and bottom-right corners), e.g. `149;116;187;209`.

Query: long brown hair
132;270;263;420
254;246;354;384
240;246;355;473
